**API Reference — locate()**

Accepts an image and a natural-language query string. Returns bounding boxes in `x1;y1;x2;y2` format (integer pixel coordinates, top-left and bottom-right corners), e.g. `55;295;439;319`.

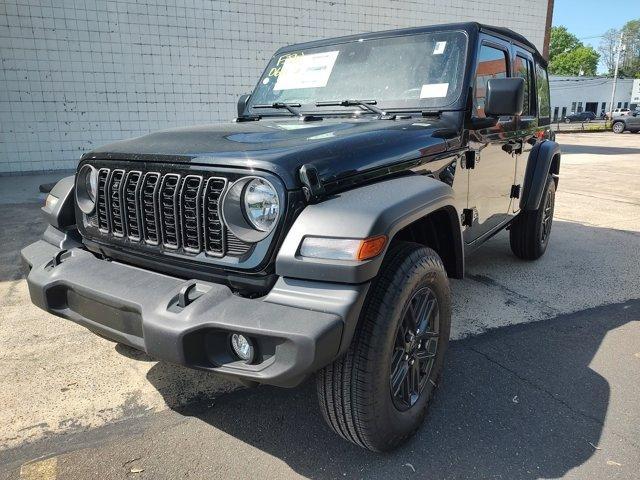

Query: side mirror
237;94;251;117
484;77;525;117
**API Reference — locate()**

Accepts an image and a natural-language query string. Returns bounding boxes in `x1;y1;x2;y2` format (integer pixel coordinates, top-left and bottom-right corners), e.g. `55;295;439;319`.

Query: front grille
88;166;243;258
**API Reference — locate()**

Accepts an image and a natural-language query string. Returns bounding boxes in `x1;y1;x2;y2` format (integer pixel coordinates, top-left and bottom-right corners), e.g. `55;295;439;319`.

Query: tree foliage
549;27;600;76
598;19;640;78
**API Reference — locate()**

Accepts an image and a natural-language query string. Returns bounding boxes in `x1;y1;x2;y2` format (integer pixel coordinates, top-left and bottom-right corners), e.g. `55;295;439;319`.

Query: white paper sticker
420;83;449;98
274;51;339;91
433;41;447;55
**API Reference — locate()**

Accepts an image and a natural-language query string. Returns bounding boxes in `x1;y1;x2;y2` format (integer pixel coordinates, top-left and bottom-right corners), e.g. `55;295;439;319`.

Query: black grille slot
96;168;110;232
180;175;204;253
159;174;181;249
109;169;125;237
202;177;227;256
140;172;160;245
123;171;142;240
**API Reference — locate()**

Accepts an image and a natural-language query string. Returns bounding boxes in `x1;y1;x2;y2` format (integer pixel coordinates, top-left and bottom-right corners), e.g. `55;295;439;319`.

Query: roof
276;22;544;62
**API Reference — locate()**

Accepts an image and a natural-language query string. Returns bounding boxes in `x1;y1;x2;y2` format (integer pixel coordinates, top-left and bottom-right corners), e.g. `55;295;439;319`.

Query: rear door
465;37;518;243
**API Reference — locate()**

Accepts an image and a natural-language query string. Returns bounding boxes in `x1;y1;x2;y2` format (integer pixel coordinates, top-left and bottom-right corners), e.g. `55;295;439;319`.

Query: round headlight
242;178;279;232
76;164;98;214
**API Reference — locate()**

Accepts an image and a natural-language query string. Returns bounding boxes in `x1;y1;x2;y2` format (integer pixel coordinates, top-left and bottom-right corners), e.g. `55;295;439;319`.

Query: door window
474;45;508;118
514;55;535;116
535;63;551;123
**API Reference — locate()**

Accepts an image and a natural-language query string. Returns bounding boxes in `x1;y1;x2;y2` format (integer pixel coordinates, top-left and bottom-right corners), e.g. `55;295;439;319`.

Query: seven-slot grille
89;166;233;257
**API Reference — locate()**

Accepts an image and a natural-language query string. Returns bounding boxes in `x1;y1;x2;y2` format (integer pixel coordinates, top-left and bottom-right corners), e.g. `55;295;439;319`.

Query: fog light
230;333;255;363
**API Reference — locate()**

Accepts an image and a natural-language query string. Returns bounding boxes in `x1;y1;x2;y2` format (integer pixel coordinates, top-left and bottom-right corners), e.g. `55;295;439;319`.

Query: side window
514;55;534;116
474;44;508;118
535;63;551;122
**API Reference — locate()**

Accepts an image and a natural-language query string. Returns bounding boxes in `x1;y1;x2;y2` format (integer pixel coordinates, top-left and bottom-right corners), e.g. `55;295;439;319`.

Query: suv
22;23;560;452
606;107;631;119
612;111;640;133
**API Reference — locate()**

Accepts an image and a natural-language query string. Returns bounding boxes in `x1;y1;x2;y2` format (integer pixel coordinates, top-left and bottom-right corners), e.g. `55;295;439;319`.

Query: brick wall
0;0;550;174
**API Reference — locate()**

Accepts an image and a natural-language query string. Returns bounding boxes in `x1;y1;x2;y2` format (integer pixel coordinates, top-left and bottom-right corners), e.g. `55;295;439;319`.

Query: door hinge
461;208;475;227
510;184;521;199
463;150;478;169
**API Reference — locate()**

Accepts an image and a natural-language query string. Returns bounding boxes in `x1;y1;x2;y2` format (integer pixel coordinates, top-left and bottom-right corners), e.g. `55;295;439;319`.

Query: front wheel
510;175;556;260
612;121;625;134
565;118;571;123
316;242;451;452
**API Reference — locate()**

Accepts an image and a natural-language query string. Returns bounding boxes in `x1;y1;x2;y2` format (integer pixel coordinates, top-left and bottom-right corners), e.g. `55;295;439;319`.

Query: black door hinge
461;208;475;227
510;184;521;199
464;150;478;169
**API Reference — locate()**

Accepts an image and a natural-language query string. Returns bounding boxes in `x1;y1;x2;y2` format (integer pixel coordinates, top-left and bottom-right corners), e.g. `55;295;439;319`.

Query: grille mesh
89;166;243;257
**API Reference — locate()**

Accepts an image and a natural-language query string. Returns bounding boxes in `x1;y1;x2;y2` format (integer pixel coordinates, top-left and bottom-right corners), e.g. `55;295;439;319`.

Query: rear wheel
316;242;451;452
612;121;625;134
565;118;571;123
510;175;556;260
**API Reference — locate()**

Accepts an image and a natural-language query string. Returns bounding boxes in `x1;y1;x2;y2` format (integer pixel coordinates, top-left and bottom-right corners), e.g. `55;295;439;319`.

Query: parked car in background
605;108;631;119
564;111;596;123
612;112;640;133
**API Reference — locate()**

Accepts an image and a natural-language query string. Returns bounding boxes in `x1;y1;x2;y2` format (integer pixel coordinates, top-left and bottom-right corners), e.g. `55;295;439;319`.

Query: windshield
248;31;468;114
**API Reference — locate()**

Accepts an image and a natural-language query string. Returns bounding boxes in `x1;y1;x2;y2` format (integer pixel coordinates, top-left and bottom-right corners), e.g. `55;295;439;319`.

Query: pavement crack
466;345;640;450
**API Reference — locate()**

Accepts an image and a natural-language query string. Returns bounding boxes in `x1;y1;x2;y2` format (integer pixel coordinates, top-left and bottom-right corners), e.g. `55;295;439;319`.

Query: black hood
84;116;458;189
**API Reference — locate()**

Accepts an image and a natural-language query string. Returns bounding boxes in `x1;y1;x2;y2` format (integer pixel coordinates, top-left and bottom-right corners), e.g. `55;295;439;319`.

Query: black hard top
276;22;545;64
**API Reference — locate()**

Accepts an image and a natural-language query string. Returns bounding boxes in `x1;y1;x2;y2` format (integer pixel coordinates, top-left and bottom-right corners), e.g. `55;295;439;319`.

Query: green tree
598;19;640;77
549;26;600;75
550;46;600;76
549;26;581;60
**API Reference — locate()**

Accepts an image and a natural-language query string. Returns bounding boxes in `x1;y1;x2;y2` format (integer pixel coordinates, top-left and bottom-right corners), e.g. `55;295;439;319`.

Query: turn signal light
356;235;387;261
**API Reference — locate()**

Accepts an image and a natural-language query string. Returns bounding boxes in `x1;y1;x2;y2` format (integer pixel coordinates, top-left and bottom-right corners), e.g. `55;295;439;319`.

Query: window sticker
420;83;449;98
433;41;447;55
274;51;339;91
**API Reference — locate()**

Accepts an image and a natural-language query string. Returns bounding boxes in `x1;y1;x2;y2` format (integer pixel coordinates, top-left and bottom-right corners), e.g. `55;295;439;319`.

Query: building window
617;102;622;108
624;102;629;109
601;101;607;113
571;102;577;113
577;102;583;112
553;106;559;121
561;106;567;119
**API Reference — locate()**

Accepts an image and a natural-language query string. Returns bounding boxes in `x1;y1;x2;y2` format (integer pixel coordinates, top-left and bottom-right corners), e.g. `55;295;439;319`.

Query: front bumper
21;240;368;387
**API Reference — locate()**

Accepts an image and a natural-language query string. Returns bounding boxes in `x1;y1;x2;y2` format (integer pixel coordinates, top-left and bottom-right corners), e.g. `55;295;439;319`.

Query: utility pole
608;31;625;121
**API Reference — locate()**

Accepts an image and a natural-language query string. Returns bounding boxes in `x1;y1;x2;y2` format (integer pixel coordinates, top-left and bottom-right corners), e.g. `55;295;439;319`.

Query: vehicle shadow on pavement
558;143;640;156
146;299;639;479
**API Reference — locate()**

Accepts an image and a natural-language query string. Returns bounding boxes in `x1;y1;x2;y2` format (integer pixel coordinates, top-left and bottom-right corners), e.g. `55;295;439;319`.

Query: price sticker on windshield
420;83;449;98
274;51;339;90
433;41;447;55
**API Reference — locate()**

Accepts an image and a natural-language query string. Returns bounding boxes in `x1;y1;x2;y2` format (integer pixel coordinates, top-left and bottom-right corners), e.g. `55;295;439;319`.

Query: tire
510;175;556;260
612;121;625;134
316;242;451;452
565;118;571;123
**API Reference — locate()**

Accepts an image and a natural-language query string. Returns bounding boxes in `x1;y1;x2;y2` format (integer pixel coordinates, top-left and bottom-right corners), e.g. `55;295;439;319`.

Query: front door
465;39;518;243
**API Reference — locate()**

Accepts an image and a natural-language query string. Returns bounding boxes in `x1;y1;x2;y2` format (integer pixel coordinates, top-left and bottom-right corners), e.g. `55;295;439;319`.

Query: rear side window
535;63;551;122
474;45;508;118
515;55;535;116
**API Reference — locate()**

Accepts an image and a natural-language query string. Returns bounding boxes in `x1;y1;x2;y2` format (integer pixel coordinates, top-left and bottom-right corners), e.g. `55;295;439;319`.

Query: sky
553;0;640;73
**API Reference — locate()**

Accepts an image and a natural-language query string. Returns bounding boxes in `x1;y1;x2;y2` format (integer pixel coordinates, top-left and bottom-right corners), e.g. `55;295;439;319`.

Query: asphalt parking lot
1;132;639;479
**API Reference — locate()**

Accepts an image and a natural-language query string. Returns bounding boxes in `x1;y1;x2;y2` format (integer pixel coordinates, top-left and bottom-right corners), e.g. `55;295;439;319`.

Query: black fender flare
275;175;463;284
520;140;561;211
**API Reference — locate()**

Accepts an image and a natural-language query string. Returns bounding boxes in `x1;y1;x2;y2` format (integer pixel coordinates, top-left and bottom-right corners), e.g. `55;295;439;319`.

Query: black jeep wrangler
23;22;560;451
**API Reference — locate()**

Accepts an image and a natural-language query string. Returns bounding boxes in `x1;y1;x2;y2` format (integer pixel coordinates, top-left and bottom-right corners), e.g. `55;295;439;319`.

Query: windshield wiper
315;99;395;119
252;102;322;121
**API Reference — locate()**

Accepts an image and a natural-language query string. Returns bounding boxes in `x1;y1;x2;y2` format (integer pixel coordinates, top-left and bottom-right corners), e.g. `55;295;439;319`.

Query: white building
550;75;640;121
0;0;552;174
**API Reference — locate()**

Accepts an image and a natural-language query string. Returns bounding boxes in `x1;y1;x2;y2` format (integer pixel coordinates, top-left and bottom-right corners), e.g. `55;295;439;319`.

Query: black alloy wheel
390;286;439;411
